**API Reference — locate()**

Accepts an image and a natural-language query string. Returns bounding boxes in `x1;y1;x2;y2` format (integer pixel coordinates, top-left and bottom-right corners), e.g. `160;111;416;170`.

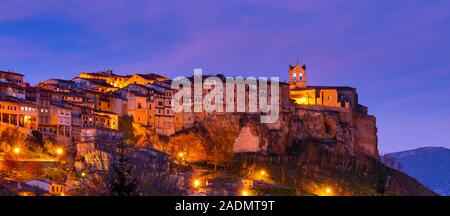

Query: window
293;73;297;82
299;73;303;81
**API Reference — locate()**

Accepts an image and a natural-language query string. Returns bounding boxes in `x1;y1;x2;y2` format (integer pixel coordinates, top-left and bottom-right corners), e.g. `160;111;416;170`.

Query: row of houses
0;70;183;147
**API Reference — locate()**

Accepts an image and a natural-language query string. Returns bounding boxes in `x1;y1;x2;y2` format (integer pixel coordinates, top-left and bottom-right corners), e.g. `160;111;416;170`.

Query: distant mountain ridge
383;147;450;196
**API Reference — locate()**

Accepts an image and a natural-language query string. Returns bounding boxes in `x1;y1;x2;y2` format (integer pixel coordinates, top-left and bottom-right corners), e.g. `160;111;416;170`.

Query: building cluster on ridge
0;63;365;156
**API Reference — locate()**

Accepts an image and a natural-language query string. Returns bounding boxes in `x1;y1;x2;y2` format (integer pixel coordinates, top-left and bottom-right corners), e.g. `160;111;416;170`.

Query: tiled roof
307;86;356;91
0;70;24;76
136;73;167;80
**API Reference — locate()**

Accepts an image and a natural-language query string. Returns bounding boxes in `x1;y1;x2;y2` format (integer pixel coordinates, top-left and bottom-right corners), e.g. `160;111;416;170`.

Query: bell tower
289;62;307;89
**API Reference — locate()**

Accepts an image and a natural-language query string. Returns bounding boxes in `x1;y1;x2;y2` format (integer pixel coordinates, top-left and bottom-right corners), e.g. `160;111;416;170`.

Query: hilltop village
0;63;379;159
0;63;384;196
1;63;370;140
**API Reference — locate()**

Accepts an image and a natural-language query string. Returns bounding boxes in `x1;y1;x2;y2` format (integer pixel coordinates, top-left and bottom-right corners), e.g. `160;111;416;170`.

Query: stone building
0;71;25;84
79;70;130;88
72;77;118;93
125;73;168;86
289;62;353;108
0;82;26;100
0;98;38;130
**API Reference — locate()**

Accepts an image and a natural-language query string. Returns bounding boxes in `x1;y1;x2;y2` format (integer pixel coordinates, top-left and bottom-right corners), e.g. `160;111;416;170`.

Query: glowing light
319;186;334;196
193;179;201;188
178;152;185;158
56;148;64;155
295;97;308;104
259;169;268;177
81;172;86;177
13;147;21;154
241;189;249;196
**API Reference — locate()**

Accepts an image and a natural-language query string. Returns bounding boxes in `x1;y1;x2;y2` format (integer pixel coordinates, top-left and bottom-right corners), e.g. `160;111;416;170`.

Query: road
0;160;59;172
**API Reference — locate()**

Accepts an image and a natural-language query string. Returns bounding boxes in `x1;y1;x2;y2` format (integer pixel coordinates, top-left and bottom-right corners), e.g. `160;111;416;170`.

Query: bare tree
80;144;185;196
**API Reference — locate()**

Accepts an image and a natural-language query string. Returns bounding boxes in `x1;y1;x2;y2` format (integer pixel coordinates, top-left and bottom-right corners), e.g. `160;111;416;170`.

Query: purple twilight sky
1;0;450;154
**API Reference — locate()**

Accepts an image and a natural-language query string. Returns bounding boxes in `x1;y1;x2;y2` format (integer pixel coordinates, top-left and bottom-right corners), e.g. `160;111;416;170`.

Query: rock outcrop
151;106;379;162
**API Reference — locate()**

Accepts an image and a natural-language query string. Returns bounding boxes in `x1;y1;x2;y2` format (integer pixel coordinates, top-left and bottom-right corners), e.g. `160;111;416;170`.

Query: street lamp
319;186;333;196
55;147;64;163
177;152;186;164
259;169;268;178
13;147;21;170
193;179;201;188
241;189;250;196
178;152;185;158
56;147;64;156
13;147;21;154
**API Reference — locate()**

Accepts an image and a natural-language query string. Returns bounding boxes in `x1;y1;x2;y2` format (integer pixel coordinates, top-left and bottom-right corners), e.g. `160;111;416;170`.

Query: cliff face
151;107;379;162
144;108;437;196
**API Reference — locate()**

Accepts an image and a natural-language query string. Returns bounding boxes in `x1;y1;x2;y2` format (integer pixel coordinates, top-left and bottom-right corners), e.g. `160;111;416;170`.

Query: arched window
299;73;303;81
293;73;297;82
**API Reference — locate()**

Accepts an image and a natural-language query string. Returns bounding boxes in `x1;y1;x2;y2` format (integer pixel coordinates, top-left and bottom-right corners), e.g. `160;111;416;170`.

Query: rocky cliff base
137;109;434;196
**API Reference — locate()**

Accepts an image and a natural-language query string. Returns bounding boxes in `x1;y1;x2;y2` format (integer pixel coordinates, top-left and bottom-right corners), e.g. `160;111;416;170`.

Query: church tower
289;62;307;89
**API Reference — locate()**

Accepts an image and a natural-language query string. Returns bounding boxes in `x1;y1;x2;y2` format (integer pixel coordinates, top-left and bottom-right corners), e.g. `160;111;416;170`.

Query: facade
0;82;26;100
288;62;354;109
72;77;119;93
0;71;24;84
76;127;122;159
24;180;65;196
79;70;130;88
0;99;38;130
38;79;76;91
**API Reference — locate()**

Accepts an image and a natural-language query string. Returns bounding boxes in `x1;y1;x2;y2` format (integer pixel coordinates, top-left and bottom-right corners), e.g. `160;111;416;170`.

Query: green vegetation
186;140;418;196
0;128;57;159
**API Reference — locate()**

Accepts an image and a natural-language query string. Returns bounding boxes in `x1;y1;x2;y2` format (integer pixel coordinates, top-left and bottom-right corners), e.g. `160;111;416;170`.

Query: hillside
383;147;450;196
145;110;436;196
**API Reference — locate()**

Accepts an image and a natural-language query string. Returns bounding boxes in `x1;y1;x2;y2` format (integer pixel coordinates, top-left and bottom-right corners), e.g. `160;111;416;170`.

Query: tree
81;144;184;196
82;144;137;196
